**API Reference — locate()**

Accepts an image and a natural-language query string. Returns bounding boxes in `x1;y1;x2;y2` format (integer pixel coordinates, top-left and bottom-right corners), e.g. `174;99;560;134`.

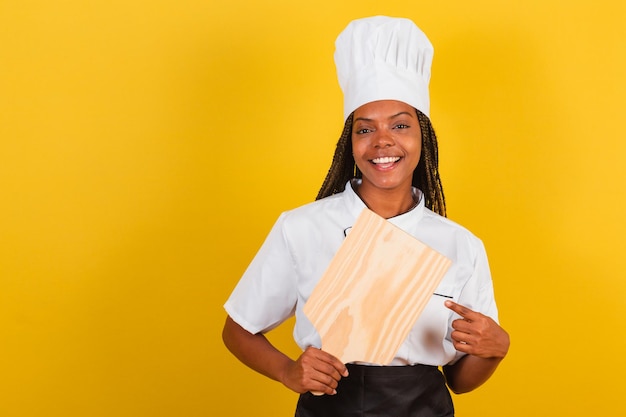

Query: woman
223;16;509;416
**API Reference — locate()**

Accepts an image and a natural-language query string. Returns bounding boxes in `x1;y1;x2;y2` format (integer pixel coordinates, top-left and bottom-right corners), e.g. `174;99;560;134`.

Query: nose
373;130;394;148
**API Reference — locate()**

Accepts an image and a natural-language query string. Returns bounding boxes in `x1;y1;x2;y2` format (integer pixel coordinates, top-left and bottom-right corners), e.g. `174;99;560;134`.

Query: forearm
222;316;293;384
443;354;503;394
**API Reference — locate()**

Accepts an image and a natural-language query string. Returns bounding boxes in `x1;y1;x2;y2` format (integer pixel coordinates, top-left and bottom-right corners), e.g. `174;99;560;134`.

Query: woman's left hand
444;300;510;359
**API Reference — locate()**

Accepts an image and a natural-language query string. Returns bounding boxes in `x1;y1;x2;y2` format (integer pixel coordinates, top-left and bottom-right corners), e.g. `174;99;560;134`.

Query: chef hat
334;16;434;121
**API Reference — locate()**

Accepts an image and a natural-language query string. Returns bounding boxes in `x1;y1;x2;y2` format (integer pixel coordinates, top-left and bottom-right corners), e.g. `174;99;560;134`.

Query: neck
353;181;418;219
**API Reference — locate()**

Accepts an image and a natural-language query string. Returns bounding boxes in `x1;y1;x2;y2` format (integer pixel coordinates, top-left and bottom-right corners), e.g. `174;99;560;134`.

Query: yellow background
1;1;625;416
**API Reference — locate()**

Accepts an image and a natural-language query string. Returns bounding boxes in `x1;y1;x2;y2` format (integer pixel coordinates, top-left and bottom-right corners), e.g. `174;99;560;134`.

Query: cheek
414;146;423;164
351;139;366;159
406;139;422;165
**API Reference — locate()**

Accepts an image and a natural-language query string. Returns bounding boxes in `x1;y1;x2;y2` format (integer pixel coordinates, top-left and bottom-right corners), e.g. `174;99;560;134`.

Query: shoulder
264;193;351;263
419;208;486;254
280;192;348;224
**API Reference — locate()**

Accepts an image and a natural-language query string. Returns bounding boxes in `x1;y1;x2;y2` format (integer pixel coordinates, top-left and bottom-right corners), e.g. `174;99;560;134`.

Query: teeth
372;156;400;164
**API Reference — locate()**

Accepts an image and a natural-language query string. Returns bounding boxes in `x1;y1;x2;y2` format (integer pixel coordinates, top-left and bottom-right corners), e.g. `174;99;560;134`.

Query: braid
414;110;446;217
316;113;355;200
316;109;447;217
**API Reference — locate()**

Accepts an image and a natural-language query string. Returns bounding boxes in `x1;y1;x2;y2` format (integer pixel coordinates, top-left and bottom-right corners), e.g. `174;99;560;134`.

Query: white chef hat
334;16;434;121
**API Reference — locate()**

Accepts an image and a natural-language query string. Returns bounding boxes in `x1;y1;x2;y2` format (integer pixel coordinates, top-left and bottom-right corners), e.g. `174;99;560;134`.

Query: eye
393;123;410;129
355;127;373;135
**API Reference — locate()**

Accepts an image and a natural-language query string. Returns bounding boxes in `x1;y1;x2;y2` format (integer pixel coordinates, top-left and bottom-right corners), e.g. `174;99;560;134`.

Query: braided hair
316;109;447;217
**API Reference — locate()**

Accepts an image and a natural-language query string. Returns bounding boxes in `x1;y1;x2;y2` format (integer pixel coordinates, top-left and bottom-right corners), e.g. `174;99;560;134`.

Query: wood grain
304;208;451;365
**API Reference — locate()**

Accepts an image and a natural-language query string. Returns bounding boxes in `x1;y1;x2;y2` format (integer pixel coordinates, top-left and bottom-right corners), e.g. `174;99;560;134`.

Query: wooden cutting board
303;208;451;365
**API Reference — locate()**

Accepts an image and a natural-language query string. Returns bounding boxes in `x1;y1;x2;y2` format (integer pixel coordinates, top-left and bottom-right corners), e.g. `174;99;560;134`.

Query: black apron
295;363;454;417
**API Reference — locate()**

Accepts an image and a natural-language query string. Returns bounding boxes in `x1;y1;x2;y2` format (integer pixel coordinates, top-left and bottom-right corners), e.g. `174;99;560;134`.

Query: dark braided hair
316;109;447;217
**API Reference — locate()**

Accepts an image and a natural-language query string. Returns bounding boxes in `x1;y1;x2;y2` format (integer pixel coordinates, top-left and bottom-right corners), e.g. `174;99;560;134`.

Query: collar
342;180;426;230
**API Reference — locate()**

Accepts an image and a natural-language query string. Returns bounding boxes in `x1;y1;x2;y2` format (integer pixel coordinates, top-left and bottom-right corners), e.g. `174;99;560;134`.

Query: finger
310;347;349;377
445;300;479;321
311;360;343;385
450;329;480;356
309;365;343;394
310;368;340;391
326;354;349;377
450;317;474;333
451;338;472;354
309;380;337;396
451;329;476;345
295;351;340;395
303;348;347;386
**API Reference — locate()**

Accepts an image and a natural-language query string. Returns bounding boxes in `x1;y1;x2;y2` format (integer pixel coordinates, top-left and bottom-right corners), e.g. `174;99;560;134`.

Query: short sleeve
224;213;298;334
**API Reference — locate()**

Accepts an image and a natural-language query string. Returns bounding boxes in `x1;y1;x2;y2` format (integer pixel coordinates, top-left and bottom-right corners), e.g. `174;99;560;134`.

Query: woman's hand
222;317;348;396
442;300;510;394
281;346;349;395
445;300;509;359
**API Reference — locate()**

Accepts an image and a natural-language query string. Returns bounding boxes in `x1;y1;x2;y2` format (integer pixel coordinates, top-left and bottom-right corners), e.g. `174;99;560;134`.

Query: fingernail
445;300;453;307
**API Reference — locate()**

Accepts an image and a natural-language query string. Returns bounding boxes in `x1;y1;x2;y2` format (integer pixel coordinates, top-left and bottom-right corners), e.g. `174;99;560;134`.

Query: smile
371;156;401;164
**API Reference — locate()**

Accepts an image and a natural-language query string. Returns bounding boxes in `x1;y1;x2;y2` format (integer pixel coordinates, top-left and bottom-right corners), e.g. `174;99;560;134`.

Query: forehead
353;100;416;119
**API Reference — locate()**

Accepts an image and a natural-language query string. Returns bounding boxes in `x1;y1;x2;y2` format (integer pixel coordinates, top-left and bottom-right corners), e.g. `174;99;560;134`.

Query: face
351;100;422;194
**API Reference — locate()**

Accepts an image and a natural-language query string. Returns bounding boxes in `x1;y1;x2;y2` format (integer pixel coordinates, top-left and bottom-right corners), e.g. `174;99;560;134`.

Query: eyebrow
354;111;415;123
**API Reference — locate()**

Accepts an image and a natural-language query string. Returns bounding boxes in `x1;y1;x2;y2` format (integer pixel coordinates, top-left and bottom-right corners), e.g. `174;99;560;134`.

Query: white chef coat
224;180;499;366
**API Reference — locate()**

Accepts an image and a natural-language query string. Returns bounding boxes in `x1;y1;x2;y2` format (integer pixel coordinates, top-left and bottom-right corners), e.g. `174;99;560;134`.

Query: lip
369;156;402;170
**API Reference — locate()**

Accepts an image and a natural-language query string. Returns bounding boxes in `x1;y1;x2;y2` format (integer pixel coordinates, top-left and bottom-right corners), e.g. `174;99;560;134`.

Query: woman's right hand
280;346;349;395
222;317;348;396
